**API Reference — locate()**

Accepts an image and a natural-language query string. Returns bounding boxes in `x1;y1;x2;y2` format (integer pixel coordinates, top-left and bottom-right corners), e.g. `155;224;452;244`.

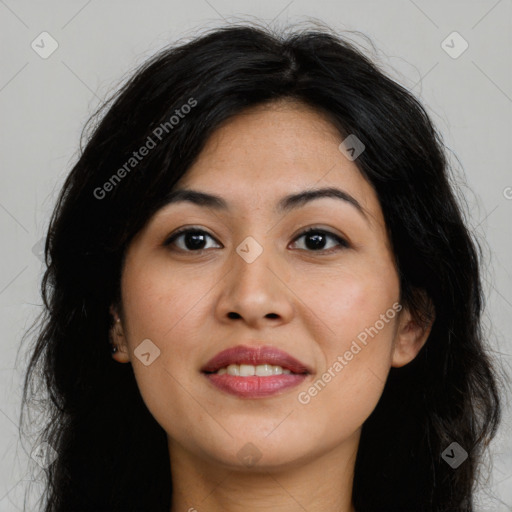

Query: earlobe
110;326;131;363
391;304;434;368
111;343;130;363
109;305;130;363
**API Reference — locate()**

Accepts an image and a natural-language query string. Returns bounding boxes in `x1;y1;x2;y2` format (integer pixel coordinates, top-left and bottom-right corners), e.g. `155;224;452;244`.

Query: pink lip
204;373;308;398
201;344;312;399
201;344;312;374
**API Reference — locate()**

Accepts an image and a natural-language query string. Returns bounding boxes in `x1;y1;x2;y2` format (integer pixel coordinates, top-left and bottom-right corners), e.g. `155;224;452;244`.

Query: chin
204;433;318;471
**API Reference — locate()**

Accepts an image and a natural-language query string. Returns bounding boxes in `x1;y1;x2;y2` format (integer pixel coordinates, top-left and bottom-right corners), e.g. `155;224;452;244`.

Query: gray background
1;0;511;510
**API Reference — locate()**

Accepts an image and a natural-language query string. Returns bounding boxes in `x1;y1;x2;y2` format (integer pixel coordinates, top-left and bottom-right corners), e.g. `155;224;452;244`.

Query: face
111;99;428;471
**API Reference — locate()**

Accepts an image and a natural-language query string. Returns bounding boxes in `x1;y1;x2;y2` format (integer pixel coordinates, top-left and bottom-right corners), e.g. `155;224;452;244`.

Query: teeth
240;364;255;376
215;364;293;376
227;364;239;376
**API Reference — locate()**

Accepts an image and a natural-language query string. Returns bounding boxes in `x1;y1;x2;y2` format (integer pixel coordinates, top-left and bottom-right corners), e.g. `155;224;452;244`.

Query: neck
168;431;359;512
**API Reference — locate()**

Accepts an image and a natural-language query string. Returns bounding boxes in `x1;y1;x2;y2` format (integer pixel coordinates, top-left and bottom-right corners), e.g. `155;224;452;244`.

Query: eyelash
164;226;350;254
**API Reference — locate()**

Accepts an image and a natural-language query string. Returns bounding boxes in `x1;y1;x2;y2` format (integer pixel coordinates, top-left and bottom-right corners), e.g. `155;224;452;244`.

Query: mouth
201;344;312;398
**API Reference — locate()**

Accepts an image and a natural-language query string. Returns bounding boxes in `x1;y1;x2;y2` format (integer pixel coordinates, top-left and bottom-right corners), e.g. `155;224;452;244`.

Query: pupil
185;231;206;250
306;232;325;250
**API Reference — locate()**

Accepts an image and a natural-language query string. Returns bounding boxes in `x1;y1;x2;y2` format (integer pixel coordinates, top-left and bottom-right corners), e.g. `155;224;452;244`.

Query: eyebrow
162;186;368;221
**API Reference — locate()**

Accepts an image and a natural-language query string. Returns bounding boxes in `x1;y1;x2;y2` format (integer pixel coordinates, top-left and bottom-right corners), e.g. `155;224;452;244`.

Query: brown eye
164;228;221;252
291;228;349;253
164;226;349;254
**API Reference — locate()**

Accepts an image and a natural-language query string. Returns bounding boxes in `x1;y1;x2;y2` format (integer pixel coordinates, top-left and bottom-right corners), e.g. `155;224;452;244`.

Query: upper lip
201;344;312;374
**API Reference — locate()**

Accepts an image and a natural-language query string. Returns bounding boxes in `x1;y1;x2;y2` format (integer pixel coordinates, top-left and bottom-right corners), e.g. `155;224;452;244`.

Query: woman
20;22;503;511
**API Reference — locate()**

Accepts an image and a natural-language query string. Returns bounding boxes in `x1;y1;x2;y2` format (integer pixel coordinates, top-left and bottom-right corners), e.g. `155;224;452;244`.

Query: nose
214;241;294;329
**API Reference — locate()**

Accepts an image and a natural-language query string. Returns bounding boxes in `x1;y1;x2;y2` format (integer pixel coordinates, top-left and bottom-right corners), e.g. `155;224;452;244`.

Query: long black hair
19;21;503;511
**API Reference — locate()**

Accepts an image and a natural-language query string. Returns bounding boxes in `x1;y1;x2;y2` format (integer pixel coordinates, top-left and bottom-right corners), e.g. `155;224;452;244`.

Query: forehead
170;100;383;227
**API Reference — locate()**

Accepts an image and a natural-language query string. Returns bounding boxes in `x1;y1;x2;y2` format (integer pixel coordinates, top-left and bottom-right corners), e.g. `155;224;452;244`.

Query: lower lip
203;372;308;398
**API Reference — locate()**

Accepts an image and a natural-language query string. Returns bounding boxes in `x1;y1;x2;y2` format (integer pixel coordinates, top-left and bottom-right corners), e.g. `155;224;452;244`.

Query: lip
201;344;312;399
201;344;312;374
204;373;308;399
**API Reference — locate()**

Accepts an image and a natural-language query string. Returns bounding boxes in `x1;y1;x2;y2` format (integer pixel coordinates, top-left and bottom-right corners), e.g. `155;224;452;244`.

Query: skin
110;99;433;512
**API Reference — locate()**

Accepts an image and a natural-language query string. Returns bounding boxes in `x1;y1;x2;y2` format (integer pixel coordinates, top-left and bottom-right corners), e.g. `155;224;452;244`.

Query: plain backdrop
0;0;511;510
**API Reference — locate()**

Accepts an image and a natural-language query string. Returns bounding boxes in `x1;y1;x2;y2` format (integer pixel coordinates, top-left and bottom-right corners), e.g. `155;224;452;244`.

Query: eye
164;227;221;252
164;226;350;254
290;227;349;253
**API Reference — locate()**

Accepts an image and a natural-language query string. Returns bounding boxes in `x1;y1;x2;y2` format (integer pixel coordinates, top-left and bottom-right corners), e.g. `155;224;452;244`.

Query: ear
109;305;130;363
391;295;435;368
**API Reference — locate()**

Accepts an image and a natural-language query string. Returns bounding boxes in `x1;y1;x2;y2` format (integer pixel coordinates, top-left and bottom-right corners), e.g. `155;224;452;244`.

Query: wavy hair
19;21;503;511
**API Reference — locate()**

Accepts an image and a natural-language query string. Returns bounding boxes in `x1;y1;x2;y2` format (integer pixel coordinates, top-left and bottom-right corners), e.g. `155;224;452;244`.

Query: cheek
305;262;399;346
118;257;203;407
293;267;398;425
121;255;213;345
119;258;214;435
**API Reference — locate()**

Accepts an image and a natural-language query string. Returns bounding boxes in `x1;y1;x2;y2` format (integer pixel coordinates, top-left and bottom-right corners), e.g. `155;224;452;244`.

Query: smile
201;344;312;398
214;363;292;376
